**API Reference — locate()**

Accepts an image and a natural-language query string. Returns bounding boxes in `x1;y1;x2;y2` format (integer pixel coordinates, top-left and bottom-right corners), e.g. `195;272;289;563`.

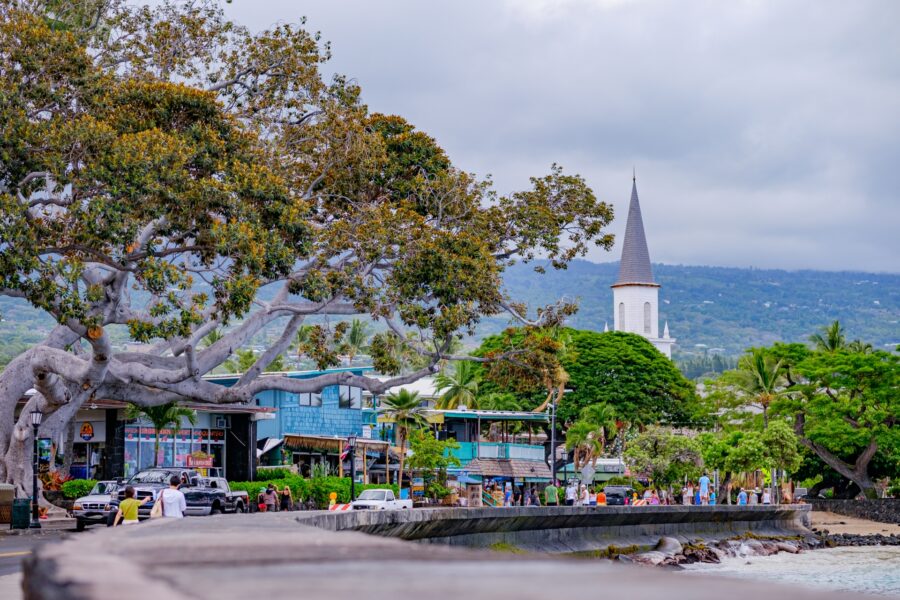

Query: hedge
230;475;399;509
61;479;96;500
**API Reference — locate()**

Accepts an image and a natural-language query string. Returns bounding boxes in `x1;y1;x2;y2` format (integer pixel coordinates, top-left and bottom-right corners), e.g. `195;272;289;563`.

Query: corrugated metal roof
613;179;656;286
464;458;552;479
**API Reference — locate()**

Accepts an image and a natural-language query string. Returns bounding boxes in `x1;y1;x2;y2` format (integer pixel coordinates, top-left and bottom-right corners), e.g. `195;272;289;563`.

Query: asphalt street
0;528;74;599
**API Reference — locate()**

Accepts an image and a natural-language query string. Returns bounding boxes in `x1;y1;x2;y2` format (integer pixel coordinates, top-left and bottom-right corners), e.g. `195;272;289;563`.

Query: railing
448;442;545;463
482;491;498;507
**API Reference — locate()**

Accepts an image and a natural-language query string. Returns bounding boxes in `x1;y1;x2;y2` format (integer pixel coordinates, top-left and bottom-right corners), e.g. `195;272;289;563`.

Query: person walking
737;487;748;505
159;475;187;518
762;487;772;505
749;488;759;505
544;482;559;506
649;489;661;505
280;486;294;512
565;482;577;506
685;481;695;505
698;472;711;505
263;484;278;512
113;486;150;526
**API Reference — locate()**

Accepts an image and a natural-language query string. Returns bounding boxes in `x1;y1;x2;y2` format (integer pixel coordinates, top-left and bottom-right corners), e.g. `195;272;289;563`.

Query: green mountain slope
1;261;898;365
493;260;900;356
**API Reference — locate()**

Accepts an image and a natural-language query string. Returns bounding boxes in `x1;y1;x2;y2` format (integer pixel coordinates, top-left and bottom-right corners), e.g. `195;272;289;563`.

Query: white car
71;480;119;531
349;488;413;510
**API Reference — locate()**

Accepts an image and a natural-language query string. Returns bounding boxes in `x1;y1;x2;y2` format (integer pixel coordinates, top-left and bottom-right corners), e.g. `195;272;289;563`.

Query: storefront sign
79;422;94;441
411;477;425;498
187;452;214;468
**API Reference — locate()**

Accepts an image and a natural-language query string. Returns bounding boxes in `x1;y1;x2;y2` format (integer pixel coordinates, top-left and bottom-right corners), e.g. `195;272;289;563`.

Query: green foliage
224;349;284;374
623;427;703;487
434;360;480;409
407;429;460;499
229;474;399;508
61;479;96;500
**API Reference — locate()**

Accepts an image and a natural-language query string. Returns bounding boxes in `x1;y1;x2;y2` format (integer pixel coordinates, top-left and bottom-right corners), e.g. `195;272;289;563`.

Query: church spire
613;176;656;287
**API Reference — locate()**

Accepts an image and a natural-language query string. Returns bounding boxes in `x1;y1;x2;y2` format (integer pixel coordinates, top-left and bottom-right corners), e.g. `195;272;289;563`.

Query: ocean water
682;546;900;597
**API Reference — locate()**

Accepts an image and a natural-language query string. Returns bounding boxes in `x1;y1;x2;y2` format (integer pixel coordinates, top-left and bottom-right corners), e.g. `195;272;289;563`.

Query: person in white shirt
565;483;577;506
762;488;772;505
160;475;187;518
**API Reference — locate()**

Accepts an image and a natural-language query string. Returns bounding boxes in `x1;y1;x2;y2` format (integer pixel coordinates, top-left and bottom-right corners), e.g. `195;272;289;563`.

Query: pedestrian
544;481;559;506
579;484;589;506
738;487;748;505
588;487;597;506
762;487;772;505
529;487;541;507
158;475;187;518
565;482;577;506
597;489;607;506
709;490;717;506
264;484;278;512
698;472;711;505
649;489;661;505
280;485;293;511
694;488;701;506
685;481;695;505
749;488;759;505
114;486;150;526
257;488;268;512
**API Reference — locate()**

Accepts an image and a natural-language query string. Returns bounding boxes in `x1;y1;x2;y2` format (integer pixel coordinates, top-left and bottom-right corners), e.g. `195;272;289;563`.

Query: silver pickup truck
71;480;119;531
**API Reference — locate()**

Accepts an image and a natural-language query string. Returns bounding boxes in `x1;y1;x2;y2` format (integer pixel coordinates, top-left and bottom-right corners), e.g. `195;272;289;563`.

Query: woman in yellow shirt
114;486;150;526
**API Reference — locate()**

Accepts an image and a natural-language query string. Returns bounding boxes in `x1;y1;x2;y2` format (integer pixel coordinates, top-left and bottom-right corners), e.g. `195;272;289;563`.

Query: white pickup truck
349;488;413;510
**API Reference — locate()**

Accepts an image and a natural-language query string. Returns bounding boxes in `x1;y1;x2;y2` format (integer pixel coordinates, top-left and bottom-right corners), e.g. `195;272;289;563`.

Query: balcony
448;442;546;464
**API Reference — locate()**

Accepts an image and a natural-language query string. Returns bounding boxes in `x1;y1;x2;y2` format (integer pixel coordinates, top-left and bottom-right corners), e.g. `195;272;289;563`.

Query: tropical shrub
61;479;97;499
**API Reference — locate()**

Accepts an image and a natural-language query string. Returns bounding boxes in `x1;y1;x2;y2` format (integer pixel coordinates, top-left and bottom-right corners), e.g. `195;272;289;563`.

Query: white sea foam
681;546;900;597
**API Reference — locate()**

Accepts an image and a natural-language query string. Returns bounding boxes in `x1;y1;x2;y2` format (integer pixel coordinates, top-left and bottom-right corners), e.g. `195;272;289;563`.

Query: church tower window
618;303;625;330
643;302;651;334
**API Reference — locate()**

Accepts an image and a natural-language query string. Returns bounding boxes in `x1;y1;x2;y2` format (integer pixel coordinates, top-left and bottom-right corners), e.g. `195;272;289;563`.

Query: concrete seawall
300;505;812;552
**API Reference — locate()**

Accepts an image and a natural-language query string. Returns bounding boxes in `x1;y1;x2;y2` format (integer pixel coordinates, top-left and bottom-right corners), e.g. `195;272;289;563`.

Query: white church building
610;176;675;358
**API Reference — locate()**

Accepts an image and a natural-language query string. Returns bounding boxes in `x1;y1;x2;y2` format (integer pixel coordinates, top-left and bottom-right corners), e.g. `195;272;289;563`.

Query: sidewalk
2;515;75;537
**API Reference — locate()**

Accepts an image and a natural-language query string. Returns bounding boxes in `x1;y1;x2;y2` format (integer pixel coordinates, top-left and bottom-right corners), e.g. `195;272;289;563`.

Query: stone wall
300;505;813;553
807;498;900;525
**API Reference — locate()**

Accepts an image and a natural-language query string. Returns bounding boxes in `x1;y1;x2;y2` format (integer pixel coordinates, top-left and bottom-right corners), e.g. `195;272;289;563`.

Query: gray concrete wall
299;505;812;552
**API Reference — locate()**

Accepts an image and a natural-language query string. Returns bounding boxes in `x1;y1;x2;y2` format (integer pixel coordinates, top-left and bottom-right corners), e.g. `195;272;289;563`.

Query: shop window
297;392;322;407
338;386;362;409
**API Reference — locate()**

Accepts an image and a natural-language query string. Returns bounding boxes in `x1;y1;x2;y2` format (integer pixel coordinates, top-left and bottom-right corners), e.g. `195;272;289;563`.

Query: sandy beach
810;511;900;536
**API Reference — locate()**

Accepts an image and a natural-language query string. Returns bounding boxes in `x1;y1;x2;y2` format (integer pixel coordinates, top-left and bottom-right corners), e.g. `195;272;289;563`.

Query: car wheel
76;519;85;532
210;503;221;515
235;502;245;513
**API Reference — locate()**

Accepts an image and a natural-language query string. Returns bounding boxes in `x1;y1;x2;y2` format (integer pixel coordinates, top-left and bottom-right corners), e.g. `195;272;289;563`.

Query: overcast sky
223;0;900;273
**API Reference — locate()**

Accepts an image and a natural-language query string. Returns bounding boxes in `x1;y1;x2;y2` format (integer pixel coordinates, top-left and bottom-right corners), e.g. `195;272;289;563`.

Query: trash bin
11;498;32;529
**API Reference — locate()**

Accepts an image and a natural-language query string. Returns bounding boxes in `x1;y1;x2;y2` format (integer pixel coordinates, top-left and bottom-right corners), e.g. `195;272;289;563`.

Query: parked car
71;480;119;531
350;488;413;510
195;477;248;514
603;485;634;506
110;468;245;519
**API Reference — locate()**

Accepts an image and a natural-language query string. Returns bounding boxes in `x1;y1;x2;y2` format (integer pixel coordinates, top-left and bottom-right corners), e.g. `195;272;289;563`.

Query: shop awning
256;437;283;458
282;434;390;454
464;458;552;480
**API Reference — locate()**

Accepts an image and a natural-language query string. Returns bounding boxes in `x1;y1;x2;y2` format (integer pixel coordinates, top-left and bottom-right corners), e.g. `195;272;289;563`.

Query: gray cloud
224;0;900;272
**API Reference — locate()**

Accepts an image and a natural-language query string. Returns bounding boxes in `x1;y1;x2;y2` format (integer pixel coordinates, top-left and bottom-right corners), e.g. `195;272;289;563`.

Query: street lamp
30;410;43;529
548;402;557;484
347;434;357;502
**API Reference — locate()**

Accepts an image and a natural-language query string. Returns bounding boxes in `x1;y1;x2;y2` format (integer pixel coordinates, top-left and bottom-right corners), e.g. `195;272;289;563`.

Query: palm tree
379;389;427;492
565;421;603;470
344;319;371;365
201;329;224;349
847;339;873;354
126;403;197;467
734;348;784;429
434;361;480;409
810;320;846;352
580;403;618;452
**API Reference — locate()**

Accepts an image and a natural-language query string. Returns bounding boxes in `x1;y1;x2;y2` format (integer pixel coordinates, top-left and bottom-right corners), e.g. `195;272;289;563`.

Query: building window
618;302;625;330
297;392;322;407
643;302;651;334
338;386;362;410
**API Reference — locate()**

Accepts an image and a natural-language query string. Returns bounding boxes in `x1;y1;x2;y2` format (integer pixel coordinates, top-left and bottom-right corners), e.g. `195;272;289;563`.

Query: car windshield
90;482;116;495
129;471;176;484
356;490;386;501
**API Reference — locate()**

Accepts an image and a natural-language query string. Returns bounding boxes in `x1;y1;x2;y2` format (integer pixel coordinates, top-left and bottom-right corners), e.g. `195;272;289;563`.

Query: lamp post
548;401;557;484
347;434;357;502
30;410;43;529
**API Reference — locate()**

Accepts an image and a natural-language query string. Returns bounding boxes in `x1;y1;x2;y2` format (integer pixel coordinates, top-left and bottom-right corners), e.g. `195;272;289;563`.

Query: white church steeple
611;175;675;358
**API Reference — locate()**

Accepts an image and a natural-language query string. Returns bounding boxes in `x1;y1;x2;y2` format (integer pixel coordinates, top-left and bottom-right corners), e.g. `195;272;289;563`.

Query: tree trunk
154;428;160;468
397;436;406;496
60;420;76;478
795;415;878;499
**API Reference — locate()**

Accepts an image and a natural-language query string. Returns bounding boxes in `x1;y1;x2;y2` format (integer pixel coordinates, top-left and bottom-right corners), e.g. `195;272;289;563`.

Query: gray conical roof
614;179;656;286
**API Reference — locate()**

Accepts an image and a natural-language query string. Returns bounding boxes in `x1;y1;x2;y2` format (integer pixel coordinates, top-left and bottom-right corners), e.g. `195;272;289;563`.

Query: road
0;529;72;599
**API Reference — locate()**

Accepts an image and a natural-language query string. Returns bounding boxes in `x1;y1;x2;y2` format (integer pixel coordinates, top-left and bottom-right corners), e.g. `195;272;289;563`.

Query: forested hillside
1;260;898;365
492;260;900;356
